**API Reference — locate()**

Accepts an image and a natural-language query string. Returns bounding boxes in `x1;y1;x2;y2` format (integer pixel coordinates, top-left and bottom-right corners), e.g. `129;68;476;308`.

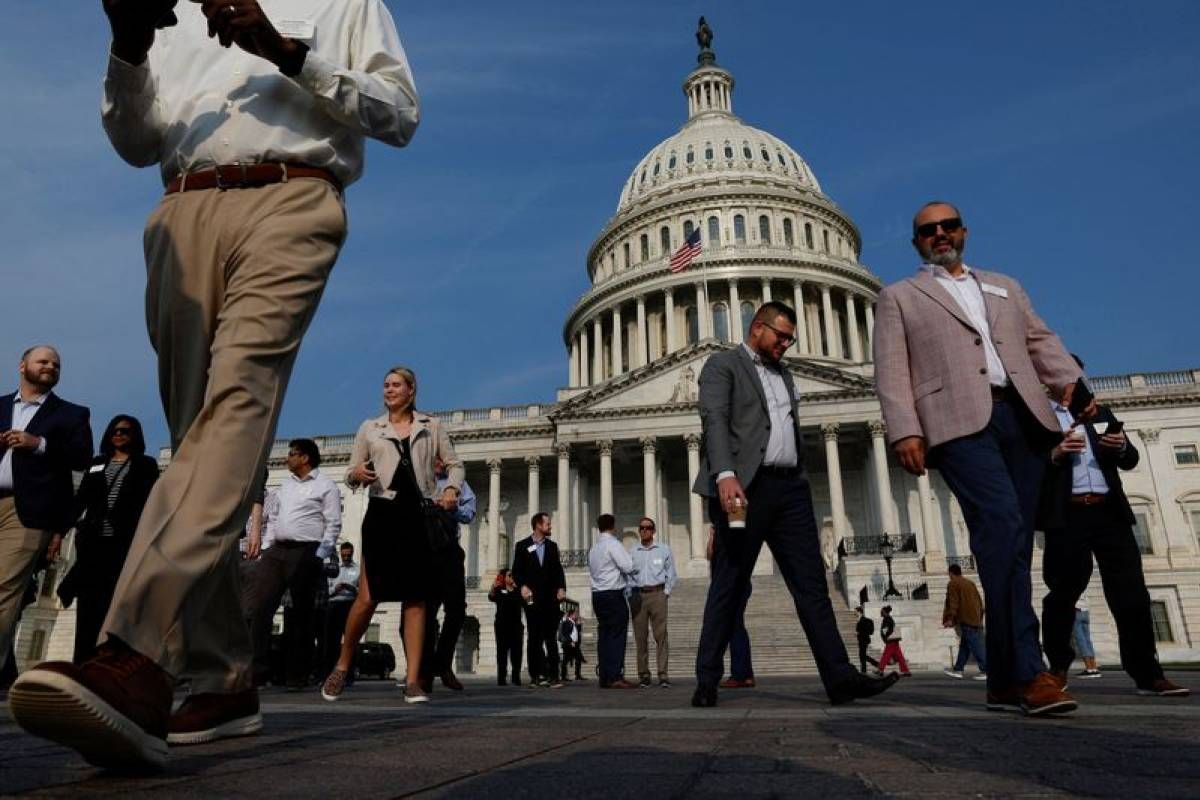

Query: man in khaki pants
11;0;419;770
630;517;678;688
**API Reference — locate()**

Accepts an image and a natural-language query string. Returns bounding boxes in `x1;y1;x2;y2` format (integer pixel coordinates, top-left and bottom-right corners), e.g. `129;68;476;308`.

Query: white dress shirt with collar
923;263;1008;387
262;469;342;558
328;559;360;603
588;532;637;592
631;540;679;595
1051;402;1110;495
717;344;798;484
0;393;49;491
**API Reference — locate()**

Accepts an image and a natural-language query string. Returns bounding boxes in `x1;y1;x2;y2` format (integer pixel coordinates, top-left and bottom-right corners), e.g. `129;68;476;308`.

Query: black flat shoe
828;671;900;705
691;685;718;708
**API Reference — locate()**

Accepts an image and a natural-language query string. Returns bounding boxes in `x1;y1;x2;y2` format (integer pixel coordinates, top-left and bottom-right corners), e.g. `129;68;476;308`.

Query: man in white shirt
245;439;341;691
11;0;419;769
321;542;359;680
588;514;638;689
630;517;678;688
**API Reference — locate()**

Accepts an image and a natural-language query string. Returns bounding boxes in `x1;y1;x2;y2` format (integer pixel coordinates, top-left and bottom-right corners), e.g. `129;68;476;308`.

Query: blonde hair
384;366;417;413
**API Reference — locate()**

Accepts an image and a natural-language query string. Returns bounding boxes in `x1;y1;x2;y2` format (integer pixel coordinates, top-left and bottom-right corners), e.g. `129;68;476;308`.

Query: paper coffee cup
728;499;747;529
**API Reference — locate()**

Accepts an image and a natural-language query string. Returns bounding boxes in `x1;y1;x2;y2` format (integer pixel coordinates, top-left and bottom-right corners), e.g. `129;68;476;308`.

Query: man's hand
1051;429;1087;464
45;533;63;563
1061;382;1098;421
556;588;566;601
1098;431;1127;451
102;0;178;64
716;476;747;516
246;528;261;559
438;487;460;512
2;431;43;451
520;586;532;602
942;620;954;629
893;436;927;476
200;1;302;69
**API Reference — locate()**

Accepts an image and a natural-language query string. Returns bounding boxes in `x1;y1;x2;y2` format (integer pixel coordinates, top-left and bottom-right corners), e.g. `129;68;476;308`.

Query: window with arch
640;233;649;262
742;143;753;160
734;214;746;245
804;222;814;249
685;305;699;344
683;219;695;240
660;226;671;255
1129;500;1156;554
707;216;720;246
668;154;677;170
622;242;630;270
653;160;661;176
724;143;734;159
705;144;714;161
741;301;755;339
758;215;772;245
760;147;770;162
783;218;794;246
639;169;646;185
822;229;831;253
686;148;694;164
713;302;730;342
777;152;787;167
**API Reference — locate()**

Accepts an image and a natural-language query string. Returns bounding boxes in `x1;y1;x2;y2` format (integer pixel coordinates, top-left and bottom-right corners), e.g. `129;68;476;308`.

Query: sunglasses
112;428;133;436
915;217;963;238
638;524;655;530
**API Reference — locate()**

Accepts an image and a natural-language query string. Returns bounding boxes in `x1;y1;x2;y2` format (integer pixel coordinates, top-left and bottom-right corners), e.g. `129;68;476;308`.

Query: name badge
527;544;539;553
652;558;663;567
980;283;1008;298
89;464;105;473
275;19;315;40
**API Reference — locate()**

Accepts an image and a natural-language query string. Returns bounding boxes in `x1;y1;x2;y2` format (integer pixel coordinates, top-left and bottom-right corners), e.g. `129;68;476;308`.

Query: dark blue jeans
953;624;988;672
728;581;754;680
932;397;1046;691
592;589;629;685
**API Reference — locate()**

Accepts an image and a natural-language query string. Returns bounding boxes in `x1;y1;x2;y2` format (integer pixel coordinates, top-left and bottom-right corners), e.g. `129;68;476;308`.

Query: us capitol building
21;30;1200;675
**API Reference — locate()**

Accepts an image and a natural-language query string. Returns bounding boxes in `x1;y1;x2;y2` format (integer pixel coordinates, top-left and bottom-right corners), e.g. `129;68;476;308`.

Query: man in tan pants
630;517;678;688
11;0;419;770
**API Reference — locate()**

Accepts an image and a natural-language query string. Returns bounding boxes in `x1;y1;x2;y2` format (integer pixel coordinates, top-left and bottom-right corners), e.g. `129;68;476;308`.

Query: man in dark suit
0;346;92;673
511;512;566;687
692;303;896;707
1039;386;1189;697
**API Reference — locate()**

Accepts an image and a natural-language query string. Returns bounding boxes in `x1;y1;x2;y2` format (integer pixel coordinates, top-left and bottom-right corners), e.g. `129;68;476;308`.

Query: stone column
487;458;502;573
685;433;705;560
611;305;623;376
636;296;648;368
592;317;604;382
916;471;943;571
555;444;570;549
695;282;710;339
579;329;589;386
865;302;875;353
792;281;809;355
820;284;837;358
598;439;614;514
729;280;743;343
641;437;657;520
868;420;897;536
664;288;677;353
569;464;581;550
845;292;863;362
821;423;847;543
525;455;540;518
761;278;772;303
569;338;580;386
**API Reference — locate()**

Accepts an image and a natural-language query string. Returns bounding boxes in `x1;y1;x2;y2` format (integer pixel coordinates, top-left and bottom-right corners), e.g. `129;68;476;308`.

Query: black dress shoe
827;670;900;705
691;685;718;708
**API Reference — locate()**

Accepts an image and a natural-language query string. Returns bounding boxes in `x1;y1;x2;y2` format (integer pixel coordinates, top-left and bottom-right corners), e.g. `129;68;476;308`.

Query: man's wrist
275;38;309;77
111;39;151;66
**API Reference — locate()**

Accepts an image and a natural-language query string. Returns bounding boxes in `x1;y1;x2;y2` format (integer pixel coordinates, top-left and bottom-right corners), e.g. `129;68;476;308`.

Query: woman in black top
68;415;158;663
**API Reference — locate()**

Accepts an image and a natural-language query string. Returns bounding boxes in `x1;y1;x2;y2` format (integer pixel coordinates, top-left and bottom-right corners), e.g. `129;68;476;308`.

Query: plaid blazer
872;267;1080;449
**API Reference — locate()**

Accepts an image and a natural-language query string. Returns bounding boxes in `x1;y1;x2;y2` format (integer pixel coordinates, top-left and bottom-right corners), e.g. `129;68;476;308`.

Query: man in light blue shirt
630;517;677;687
588;513;638;689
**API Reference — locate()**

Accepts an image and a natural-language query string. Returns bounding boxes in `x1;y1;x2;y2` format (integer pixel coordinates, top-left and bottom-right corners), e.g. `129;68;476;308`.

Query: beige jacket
346;411;464;500
873;267;1081;449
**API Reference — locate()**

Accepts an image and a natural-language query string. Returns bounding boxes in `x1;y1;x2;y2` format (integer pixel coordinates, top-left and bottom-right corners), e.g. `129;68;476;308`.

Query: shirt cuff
107;51;153;93
291;51;339;96
34;436;47;455
316;543;333;560
716;470;736;482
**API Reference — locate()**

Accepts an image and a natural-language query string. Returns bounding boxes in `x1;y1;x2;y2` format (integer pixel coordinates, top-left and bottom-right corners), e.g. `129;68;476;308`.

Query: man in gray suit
874;201;1088;716
691;302;898;707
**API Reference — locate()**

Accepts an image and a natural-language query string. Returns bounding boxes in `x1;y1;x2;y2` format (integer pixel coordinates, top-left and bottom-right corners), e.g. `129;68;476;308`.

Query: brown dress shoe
439;670;464;691
719;677;755;689
1021;672;1078;716
167;690;263;745
9;640;173;770
1136;678;1190;697
602;678;639;689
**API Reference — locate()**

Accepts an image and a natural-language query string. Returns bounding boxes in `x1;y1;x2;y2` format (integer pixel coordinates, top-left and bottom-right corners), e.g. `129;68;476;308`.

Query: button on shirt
263;469;342;558
0;393;48;490
744;343;798;467
589;532;637;592
1051;402;1110;495
102;1;420;188
923;264;1008;387
631;541;678;595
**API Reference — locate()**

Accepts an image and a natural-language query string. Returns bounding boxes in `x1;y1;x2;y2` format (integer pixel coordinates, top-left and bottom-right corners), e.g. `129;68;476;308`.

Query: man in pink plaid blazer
874;201;1090;717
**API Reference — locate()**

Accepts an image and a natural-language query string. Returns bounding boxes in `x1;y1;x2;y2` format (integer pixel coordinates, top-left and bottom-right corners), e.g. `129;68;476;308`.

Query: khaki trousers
102;179;346;693
0;498;52;672
631;589;669;680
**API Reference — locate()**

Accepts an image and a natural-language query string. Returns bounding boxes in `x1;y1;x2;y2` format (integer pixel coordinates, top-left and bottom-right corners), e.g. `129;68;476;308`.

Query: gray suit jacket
692;346;804;498
873;267;1080;449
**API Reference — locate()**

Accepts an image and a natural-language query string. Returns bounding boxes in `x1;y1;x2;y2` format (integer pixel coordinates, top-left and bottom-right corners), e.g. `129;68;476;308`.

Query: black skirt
361;495;432;604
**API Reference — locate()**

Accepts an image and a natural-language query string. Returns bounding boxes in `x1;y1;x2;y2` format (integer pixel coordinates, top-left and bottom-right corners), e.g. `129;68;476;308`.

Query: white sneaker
973;673;988;681
943;669;964;679
1077;669;1103;679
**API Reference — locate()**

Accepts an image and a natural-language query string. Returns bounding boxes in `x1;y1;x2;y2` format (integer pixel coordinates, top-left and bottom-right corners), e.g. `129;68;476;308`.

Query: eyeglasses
638;524;655;530
112;428;133;436
761;321;796;346
914;217;963;238
287;451;302;458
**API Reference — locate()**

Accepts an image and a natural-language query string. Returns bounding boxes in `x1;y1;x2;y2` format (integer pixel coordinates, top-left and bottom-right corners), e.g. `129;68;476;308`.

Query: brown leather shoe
167;690;262;745
439;670;464;691
9;639;173;770
602;678;639;689
720;677;756;689
1021;672;1078;716
1136;678;1190;697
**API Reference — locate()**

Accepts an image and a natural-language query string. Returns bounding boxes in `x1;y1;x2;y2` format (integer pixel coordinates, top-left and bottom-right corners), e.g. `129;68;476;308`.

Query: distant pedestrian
877;606;911;677
942;564;987;680
321;542;359;679
630;517;677;688
512;513;567;688
558;609;584;681
854;606;880;675
1070;598;1101;678
488;569;524;686
588;514;638;689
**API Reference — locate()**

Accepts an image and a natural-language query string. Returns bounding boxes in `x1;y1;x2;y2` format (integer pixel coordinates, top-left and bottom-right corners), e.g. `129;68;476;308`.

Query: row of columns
571;280;876;387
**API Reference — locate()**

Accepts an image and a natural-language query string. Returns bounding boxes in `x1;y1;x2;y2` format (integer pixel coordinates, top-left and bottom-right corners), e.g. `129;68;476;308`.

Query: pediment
553;341;875;419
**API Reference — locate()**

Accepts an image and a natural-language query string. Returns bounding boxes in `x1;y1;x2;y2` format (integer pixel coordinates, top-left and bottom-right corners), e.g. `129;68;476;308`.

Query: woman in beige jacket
321;367;464;704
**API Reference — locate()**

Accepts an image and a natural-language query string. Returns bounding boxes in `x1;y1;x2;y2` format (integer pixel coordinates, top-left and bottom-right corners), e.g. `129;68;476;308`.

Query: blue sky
3;2;1198;451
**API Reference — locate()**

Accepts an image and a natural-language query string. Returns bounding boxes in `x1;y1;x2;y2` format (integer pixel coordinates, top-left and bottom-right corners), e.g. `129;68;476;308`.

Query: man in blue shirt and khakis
630;517;677;688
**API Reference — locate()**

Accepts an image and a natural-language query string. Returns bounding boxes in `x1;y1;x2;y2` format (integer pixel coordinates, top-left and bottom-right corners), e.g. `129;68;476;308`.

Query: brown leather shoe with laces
1021;671;1078;716
167;690;263;745
9;639;173;770
439;670;464;691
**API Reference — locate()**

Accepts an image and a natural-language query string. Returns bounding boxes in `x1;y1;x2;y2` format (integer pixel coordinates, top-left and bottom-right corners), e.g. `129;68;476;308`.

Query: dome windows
653;161;661;177
705;144;714;161
683;220;695;241
758;215;771;245
742;143;753;160
685;306;699;344
686;147;694;165
804;222;814;249
668;154;677;171
707;216;720;246
734;214;746;245
724;143;734;159
783;218;794;247
713;303;730;342
777;152;787;168
760;147;770;162
640;233;649;262
639;168;646;185
660;226;671;255
740;301;755;339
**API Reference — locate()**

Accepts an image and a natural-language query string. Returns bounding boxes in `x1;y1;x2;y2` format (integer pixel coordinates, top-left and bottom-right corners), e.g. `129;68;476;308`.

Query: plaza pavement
2;670;1197;798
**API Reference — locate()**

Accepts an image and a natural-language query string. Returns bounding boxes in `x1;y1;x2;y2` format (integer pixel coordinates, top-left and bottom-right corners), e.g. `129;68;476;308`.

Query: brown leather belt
165;163;342;195
1069;493;1108;506
639;584;665;594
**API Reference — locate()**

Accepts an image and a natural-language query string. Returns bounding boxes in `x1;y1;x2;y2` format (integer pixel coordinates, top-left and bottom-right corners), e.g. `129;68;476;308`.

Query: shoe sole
986;703;1022;713
1021;698;1078;716
404;695;429;704
321;689;343;702
9;670;168;770
167;713;263;746
1077;674;1103;679
943;672;965;679
1136;688;1190;697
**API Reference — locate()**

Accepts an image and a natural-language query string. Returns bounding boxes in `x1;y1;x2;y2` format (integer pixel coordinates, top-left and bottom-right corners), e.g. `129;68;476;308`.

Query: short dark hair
596;513;616;532
912;200;964;236
530;512;550;530
752;301;796;328
340;542;354;552
288;438;321;468
948;563;963;576
881;605;892;614
99;414;147;458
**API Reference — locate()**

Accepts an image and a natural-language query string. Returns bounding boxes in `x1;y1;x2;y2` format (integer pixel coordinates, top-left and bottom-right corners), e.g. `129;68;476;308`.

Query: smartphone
1106;419;1125;436
1067;377;1095;419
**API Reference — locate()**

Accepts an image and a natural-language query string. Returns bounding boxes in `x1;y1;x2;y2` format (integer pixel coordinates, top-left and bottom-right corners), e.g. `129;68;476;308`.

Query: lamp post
880;533;902;600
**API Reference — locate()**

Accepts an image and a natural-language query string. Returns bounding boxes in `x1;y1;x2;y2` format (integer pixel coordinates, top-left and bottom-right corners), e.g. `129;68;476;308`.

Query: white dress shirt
102;0;419;187
0;393;49;491
1051;402;1110;495
263;468;342;558
923;264;1008;387
328;559;360;603
588;532;637;592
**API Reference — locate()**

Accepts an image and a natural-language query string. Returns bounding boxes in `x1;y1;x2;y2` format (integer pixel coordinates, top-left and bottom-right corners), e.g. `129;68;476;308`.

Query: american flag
669;228;703;273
